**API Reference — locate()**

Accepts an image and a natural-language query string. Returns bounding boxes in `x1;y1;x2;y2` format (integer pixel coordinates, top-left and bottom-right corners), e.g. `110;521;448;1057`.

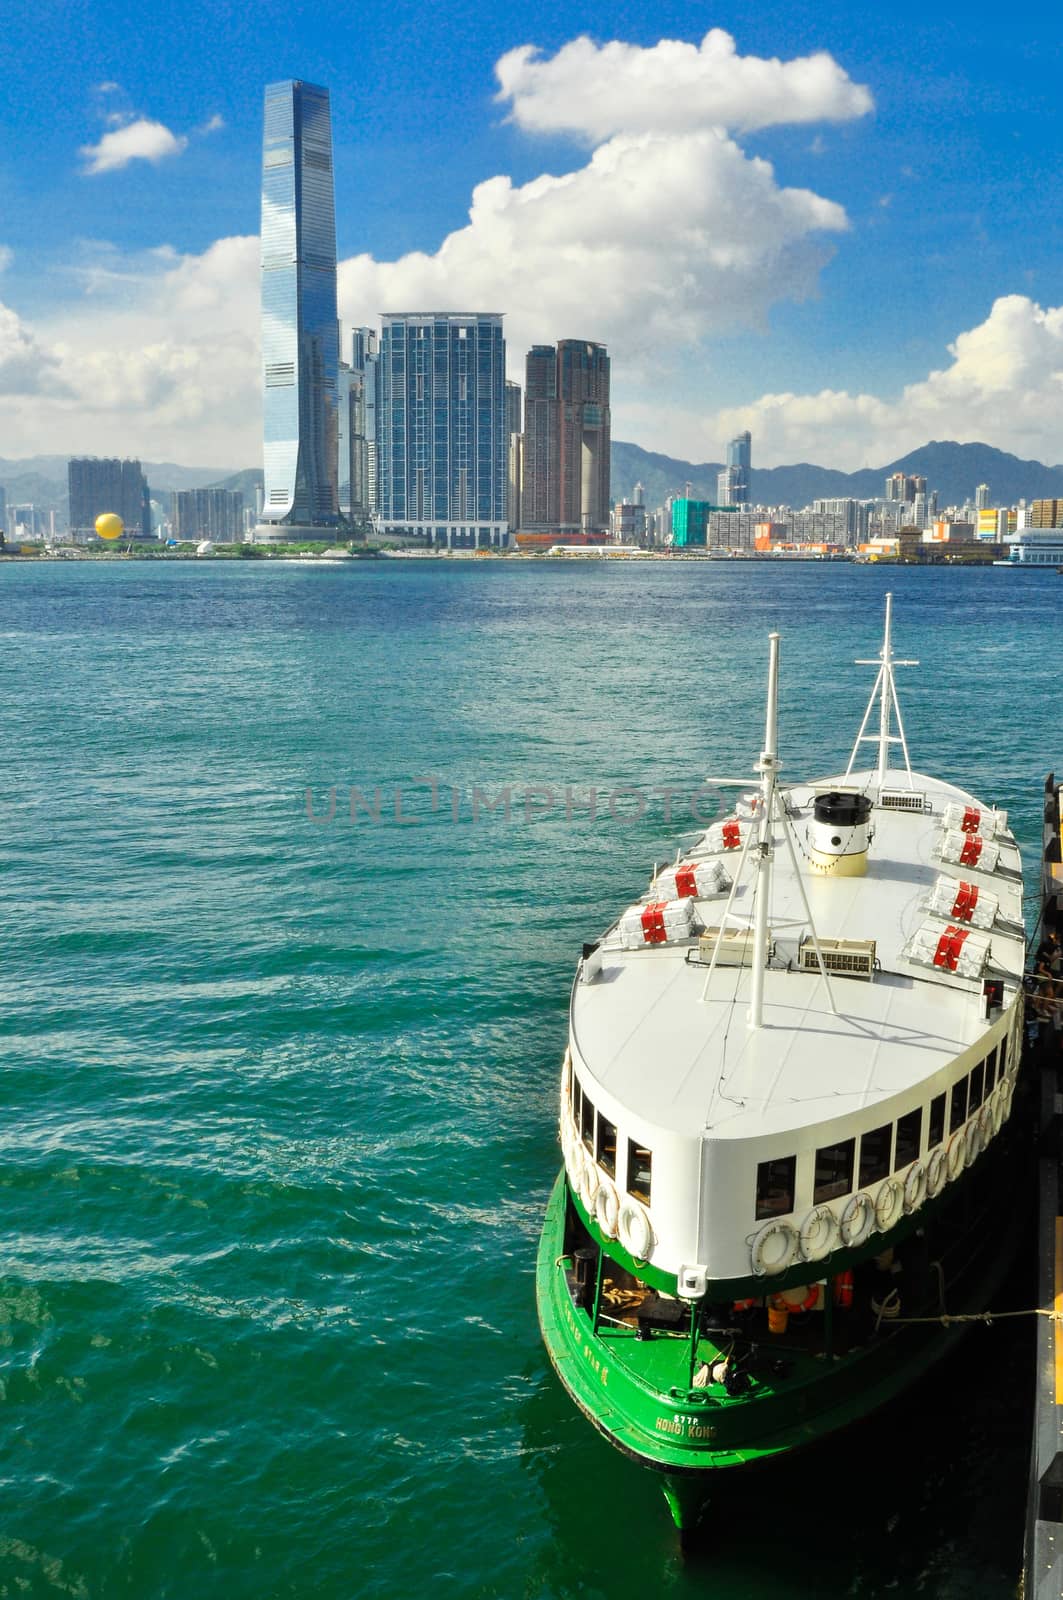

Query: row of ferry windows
755;1036;1009;1220
573;1078;652;1204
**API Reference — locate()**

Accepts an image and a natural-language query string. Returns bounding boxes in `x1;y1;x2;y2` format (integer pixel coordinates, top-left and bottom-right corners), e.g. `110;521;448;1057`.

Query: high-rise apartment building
505;380;523;535
0;485;6;534
259;80;340;537
885;472;927;502
338;325;379;524
375;313;508;547
521;340;611;534
68;458;151;537
171;488;245;541
975;483;991;511
725;431;752;505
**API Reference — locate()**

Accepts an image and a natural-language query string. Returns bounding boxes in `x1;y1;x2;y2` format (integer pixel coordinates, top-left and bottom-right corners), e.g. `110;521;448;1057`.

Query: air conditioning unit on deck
698;927;770;967
798;937;877;980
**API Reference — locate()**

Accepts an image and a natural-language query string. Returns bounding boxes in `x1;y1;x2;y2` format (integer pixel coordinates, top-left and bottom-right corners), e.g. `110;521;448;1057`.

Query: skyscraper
68;458;151;537
337;326;379;525
259;80;339;537
505;380;522;535
521;340;611;534
375;313;508;547
725;431;752;506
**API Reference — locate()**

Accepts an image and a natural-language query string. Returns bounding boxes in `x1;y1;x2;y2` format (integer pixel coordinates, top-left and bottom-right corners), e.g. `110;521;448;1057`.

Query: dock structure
1024;773;1063;1597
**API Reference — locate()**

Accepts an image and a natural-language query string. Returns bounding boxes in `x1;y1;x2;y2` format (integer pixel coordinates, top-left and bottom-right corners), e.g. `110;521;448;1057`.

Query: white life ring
560;1049;572;1104
946;1130;966;1181
978;1104;994;1149
991;1084;1005;1135
926;1146;947;1198
579;1157;601;1214
618;1199;654;1261
566;1140;585;1194
874;1179;903;1234
1001;1075;1015;1120
750;1218;798;1277
595;1176;620;1239
903;1161;928;1214
798;1204;837;1263
964;1117;983;1167
840;1192;875;1249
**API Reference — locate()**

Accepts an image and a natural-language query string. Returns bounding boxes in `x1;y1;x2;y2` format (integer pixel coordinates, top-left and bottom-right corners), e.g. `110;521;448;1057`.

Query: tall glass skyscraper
259;80;339;534
376;313;508;548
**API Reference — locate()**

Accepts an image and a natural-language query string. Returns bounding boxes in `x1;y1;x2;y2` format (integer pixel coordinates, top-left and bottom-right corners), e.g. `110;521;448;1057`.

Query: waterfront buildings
1029;498;1063;529
171;488;245;542
0;485;6;533
520;340;610;536
68;458;151;538
885;471;927;502
375;313;508;547
505;380;522;535
258;80;340;539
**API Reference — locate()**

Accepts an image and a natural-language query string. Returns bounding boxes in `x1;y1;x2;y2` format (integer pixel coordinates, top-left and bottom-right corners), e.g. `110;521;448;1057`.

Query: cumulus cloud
80;117;189;175
341;129;848;368
496;29;873;141
198;113;225;135
0;302;66;396
712;296;1063;468
0;237;259;461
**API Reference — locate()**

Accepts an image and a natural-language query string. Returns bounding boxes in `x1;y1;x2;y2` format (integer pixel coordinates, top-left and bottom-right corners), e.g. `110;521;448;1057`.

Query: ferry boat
536;597;1027;1539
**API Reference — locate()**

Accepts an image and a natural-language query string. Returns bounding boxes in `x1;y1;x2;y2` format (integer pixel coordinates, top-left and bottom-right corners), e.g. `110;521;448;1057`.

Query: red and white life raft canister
939;829;1001;874
618;896;697;950
703;819;744;853
652;859;731;902
927;874;998;930
942;802;1007;841
932;924;969;971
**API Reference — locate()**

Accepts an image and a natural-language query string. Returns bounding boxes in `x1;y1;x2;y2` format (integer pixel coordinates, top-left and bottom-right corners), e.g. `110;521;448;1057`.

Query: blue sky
1;0;1061;467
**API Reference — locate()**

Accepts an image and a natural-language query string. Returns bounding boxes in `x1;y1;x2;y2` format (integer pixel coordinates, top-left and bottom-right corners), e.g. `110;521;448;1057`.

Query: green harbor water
0;558;1054;1598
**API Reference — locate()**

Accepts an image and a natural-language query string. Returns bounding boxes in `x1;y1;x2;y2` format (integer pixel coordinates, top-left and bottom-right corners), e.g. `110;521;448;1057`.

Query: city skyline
0;5;1061;469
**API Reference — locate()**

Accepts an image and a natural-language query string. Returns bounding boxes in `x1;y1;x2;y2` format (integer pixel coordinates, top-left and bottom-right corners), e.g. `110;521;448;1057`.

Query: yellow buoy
95;512;124;541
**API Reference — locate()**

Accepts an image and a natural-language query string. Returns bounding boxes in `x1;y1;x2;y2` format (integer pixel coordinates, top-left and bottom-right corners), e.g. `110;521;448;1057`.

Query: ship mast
748;633;779;1030
844;592;918;788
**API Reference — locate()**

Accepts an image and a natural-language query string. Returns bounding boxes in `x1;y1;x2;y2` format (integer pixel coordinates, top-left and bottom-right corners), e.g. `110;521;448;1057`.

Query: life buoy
749;1218;798;1277
964;1117;983;1167
579;1157;601;1214
903;1161;927;1213
617;1198;654;1261
926;1146;947;1198
566;1141;585;1195
991;1084;1005;1135
840;1192;875;1248
874;1179;903;1233
769;1284;819;1313
946;1130;966;1181
733;1298;759;1312
594;1176;620;1239
833;1269;854;1308
978;1104;994;1149
560;1049;572;1105
798;1204;838;1263
1001;1075;1015;1120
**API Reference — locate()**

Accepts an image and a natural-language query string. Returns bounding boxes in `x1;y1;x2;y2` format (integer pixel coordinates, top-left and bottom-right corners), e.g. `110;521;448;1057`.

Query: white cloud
341;129;848;371
198;113;225;135
495;29;872;141
0;237;259;461
80;118;189;175
95;81;121;94
712;296;1063;467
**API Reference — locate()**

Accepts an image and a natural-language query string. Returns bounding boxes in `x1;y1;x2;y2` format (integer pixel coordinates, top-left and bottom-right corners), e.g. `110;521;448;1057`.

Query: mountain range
3;441;1063;525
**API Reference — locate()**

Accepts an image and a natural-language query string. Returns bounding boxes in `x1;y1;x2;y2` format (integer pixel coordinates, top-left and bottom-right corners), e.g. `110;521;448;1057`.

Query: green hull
536;1100;1028;1532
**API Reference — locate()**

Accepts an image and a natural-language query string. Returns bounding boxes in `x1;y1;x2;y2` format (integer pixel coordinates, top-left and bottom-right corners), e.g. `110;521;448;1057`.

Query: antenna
844;592;918;788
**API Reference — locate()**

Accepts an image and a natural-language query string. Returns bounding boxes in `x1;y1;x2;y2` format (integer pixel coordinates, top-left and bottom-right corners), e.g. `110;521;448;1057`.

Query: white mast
748;633;779;1030
844;591;919;788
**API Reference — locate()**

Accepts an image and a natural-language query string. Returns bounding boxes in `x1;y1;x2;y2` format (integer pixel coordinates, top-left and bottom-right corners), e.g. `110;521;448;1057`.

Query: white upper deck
570;766;1025;1144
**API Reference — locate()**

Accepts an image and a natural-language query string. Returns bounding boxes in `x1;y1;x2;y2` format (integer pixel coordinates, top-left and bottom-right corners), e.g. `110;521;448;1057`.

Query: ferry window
969;1060;986;1112
895;1109;922;1170
859;1124;892;1188
755;1156;796;1220
949;1077;968;1134
596;1115;617;1178
580;1089;595;1152
627;1140;652;1204
929;1093;946;1148
814;1139;855;1204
